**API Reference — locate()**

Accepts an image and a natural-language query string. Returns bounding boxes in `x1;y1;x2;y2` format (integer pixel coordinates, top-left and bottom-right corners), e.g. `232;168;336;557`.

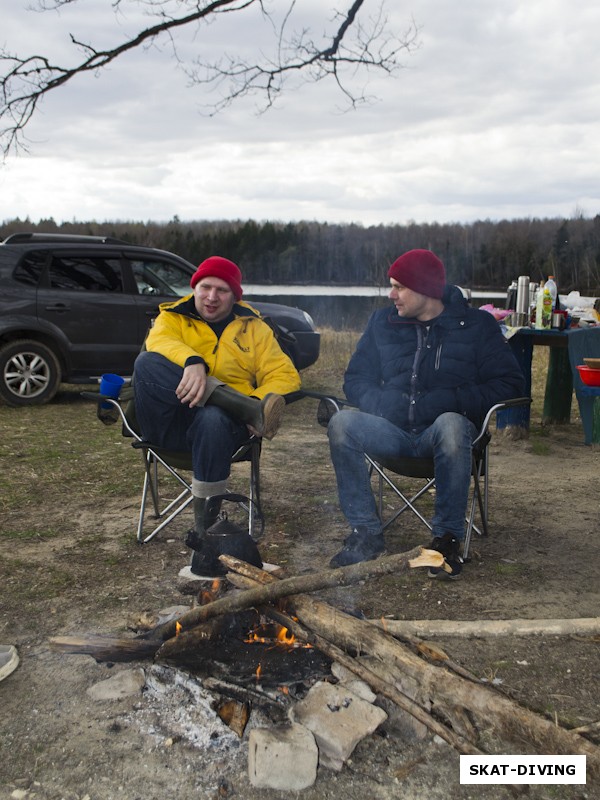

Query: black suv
0;233;320;406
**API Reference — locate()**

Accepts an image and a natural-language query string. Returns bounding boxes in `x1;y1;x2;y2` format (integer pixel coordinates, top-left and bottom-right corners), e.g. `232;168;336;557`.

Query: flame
244;622;312;649
175;621;182;636
279;685;289;695
276;626;295;645
200;578;221;606
255;663;262;681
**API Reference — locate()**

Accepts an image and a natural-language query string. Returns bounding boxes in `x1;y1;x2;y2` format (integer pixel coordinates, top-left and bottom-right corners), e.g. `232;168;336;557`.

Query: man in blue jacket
327;249;525;577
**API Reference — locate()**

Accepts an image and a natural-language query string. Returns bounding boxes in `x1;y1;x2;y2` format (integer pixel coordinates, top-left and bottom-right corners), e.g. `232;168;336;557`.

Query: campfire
49;546;600;790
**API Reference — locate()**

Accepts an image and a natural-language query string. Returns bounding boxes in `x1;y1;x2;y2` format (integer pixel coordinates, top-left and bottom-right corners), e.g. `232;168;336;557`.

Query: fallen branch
146;546;443;642
370;617;600;639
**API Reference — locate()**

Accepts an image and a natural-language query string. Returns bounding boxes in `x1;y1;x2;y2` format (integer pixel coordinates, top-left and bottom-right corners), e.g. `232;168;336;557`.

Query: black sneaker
427;533;463;580
330;527;386;568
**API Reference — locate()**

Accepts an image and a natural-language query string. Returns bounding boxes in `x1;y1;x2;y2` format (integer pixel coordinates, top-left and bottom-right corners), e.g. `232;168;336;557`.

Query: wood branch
48;635;161;661
370;617;600;638
145;546;443;642
223;559;600;775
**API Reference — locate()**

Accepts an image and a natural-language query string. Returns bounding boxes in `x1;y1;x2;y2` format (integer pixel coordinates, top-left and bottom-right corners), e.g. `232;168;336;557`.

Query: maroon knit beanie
387;249;446;299
190;256;243;300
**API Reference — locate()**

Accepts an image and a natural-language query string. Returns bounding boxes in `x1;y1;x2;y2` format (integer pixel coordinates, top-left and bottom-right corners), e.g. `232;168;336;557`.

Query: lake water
244;285;506;330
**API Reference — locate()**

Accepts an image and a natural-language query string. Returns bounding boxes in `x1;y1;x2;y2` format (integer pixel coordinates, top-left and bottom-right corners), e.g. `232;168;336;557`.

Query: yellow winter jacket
145;295;301;399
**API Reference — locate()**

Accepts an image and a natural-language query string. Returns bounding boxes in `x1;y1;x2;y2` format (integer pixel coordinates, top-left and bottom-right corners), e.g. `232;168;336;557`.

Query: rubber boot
207;385;286;440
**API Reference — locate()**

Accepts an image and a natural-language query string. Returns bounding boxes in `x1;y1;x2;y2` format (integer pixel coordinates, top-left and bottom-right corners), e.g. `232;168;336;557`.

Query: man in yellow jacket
133;256;301;550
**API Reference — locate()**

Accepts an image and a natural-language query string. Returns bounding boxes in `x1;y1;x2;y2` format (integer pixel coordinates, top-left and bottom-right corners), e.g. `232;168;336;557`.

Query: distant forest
2;214;600;293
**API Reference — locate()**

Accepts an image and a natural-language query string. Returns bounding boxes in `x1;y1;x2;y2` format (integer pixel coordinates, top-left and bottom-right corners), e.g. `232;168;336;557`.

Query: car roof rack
2;232;130;245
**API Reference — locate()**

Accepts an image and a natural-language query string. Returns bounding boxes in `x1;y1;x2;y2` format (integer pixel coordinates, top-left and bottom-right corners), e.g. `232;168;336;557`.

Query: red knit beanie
387;249;446;299
190;256;243;300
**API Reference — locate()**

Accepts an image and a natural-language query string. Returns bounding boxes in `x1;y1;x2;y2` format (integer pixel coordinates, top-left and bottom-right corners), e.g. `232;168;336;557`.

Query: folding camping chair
83;386;264;544
308;392;532;560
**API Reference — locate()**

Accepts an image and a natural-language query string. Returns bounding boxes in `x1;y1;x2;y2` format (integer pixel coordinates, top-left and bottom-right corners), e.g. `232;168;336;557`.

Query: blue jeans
327;409;477;539
133;351;249;483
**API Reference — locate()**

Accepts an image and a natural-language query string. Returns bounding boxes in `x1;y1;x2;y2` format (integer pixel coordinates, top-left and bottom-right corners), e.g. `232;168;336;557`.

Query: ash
129;664;253;753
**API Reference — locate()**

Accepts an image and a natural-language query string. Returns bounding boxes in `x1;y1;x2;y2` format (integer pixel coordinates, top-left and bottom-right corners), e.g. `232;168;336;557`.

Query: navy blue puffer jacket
343;285;525;433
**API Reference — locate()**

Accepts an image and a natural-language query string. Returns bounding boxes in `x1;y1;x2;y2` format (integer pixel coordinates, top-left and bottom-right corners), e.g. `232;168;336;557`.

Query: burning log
221;557;600;777
147;546;444;643
48;635;163;662
49;546;442;662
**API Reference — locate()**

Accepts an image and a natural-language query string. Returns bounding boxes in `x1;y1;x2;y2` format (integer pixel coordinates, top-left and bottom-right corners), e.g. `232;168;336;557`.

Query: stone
331;662;377;702
290;680;387;771
86;668;146;701
248;723;318;790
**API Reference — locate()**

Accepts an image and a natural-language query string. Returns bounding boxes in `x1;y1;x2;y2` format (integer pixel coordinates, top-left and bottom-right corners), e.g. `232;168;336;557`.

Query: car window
48;255;123;292
14;251;47;286
130;259;191;297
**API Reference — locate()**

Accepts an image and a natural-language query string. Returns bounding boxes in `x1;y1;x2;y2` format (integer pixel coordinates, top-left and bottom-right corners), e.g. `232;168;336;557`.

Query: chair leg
136;450;193;544
247;442;265;540
462;457;487;560
367;456;434;532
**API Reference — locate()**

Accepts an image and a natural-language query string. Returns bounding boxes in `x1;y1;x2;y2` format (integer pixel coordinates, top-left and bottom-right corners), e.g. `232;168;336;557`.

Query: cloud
1;0;600;226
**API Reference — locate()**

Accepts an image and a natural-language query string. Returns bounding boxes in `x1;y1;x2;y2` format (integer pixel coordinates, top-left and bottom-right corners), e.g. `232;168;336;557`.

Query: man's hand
176;363;207;408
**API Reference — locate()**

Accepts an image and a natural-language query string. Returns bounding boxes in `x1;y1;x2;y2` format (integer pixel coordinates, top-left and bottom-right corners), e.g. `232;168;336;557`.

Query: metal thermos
516;276;530;314
506;281;517;310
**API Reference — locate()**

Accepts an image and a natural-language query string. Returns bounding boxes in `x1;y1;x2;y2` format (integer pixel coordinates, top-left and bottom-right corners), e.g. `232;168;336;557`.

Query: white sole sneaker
0;645;19;682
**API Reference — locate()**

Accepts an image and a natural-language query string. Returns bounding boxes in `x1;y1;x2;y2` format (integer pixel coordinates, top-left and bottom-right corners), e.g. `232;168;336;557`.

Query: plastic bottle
535;282;553;329
542;286;553;328
545;276;558;310
534;280;545;329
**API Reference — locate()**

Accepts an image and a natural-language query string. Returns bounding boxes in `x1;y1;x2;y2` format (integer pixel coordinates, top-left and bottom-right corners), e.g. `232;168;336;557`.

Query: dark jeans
133;351;249;483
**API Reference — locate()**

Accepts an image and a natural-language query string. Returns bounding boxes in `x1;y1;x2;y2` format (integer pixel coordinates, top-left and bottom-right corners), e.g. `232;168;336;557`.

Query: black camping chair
83;385;264;544
303;391;532;560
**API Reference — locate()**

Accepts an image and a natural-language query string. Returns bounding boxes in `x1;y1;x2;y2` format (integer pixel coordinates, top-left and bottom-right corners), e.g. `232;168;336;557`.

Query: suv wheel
0;340;62;406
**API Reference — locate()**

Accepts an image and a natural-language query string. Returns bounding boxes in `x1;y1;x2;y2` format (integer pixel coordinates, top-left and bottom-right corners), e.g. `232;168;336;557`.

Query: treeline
2;214;600;293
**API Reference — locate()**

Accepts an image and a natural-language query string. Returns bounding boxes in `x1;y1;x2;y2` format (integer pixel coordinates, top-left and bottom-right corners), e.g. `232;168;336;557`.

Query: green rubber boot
207;385;285;440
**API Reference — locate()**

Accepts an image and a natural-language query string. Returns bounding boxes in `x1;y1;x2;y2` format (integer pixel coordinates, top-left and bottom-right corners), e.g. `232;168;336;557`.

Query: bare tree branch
0;0;419;155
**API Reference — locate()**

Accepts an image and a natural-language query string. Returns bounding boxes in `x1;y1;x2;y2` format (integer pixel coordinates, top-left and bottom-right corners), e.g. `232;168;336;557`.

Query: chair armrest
294;390;357;427
80;390;140;438
473;396;532;446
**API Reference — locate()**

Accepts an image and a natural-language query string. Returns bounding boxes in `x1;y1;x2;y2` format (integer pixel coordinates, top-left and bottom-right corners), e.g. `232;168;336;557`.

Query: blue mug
99;373;125;408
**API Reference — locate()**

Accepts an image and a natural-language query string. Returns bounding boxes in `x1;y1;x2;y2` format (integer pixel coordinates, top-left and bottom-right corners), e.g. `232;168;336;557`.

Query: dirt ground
1;389;599;800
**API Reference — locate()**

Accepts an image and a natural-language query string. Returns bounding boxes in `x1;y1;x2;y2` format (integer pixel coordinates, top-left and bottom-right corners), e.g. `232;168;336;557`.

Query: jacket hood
158;294;261;321
442;283;470;309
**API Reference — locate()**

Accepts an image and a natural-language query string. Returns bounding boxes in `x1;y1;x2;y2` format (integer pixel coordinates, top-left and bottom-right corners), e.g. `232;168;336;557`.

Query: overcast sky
1;0;599;227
